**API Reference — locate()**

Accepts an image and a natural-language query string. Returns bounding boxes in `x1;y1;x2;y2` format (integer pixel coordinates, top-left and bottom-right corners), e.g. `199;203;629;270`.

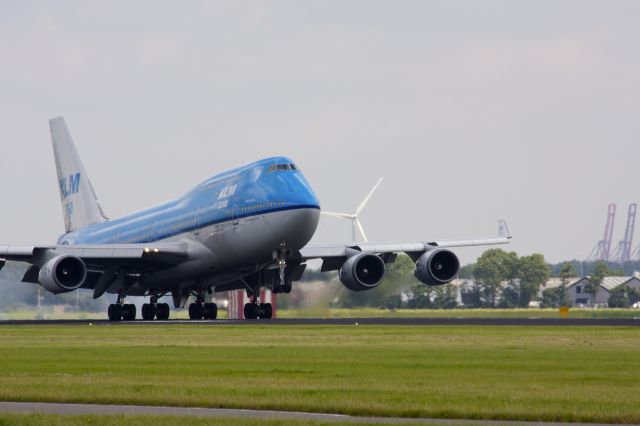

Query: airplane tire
107;304;122;321
122;304;136;321
259;303;273;320
243;303;259;320
203;303;217;320
141;303;155;320
156;303;170;320
188;303;203;320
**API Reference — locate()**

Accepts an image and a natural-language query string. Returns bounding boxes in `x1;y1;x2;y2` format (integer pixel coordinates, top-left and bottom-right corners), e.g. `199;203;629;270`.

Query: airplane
0;117;512;321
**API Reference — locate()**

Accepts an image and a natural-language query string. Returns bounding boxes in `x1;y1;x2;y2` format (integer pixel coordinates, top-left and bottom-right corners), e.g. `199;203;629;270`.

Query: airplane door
232;199;240;227
193;208;200;238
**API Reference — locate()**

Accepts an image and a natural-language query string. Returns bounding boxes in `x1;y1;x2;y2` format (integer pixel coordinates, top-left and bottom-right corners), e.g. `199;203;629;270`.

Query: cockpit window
268;163;298;172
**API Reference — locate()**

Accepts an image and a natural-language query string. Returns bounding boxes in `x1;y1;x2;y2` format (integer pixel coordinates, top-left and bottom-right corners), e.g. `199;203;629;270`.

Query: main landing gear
141;296;170;321
186;290;218;320
243;298;273;320
107;293;137;321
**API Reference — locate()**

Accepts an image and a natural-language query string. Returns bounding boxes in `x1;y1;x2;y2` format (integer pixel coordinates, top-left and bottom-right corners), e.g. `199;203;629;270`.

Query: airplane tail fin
49;117;108;233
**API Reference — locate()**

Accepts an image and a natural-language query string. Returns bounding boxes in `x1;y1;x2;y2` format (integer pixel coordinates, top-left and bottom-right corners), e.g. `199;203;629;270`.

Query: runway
0;317;638;326
1;401;638;426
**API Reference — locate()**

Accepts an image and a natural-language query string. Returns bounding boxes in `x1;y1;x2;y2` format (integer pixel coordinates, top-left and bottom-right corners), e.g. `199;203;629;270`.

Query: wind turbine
322;177;383;244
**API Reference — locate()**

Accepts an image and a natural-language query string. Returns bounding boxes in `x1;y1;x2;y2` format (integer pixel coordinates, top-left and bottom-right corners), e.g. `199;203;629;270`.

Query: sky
0;1;639;264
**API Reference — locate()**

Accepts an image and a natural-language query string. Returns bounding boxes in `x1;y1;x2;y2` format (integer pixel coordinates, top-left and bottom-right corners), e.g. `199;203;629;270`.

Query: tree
559;262;577;285
553;262;576;307
585;260;610;303
473;249;518;307
608;285;640;308
514;254;550;307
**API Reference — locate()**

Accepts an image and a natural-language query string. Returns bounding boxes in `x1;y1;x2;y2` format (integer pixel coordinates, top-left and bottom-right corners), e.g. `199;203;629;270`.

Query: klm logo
59;173;81;200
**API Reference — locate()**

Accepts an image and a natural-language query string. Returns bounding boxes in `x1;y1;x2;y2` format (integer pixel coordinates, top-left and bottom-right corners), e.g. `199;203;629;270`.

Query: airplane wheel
243;303;259;320
122;304;136;321
259;303;273;320
203;303;217;320
188;303;203;320
107;304;122;321
141;303;155;320
156;303;170;320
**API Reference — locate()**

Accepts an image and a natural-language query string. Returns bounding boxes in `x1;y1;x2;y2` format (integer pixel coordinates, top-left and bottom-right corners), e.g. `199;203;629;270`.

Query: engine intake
38;255;87;294
414;249;460;286
339;253;386;291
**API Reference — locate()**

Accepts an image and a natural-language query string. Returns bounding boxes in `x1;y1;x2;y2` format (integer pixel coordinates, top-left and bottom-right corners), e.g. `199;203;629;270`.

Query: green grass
277;307;640;319
0;325;638;423
0;413;388;426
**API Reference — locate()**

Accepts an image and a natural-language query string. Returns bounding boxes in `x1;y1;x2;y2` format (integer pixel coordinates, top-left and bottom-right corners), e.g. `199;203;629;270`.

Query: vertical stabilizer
49;117;108;233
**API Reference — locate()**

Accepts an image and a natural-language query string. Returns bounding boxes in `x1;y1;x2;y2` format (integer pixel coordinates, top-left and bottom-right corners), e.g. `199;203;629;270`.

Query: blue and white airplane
0;118;511;321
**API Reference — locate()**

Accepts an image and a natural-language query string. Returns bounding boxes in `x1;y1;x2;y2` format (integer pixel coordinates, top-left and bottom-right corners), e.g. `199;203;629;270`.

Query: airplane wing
0;242;194;297
0;242;191;267
299;220;511;271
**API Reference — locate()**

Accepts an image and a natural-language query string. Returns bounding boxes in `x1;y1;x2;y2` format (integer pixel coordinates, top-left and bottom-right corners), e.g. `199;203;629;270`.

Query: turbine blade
322;211;355;219
356;177;384;216
356;219;368;243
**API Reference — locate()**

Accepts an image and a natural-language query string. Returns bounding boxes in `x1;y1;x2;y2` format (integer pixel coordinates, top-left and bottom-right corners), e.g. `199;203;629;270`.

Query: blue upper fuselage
57;157;320;245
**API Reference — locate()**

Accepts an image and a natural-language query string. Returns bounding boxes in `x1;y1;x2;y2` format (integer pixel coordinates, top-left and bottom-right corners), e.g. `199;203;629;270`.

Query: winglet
498;220;511;239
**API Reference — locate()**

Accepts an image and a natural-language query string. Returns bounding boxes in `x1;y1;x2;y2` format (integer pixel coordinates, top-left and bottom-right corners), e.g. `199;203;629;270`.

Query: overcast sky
1;1;639;264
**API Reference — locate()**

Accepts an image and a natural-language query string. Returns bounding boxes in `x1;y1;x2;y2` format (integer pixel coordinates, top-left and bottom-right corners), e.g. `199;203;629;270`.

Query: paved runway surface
0;317;638;326
1;401;638;425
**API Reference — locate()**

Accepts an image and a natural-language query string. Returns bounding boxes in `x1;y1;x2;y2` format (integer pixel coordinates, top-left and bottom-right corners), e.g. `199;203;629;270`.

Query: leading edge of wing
0;242;190;265
300;220;512;259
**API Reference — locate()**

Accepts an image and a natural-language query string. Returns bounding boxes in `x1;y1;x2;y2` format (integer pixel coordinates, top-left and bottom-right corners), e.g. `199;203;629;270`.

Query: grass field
0;324;638;423
0;413;380;426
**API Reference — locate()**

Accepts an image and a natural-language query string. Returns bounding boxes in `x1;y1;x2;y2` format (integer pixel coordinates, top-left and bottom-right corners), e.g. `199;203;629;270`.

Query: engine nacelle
414;249;460;286
38;255;87;294
339;253;386;291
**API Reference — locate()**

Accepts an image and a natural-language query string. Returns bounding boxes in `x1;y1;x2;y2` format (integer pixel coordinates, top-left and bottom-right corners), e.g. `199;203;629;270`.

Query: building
565;276;640;308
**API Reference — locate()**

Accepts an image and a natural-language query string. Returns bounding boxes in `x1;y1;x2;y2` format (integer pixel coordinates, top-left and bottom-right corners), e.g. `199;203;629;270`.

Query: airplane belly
203;207;319;268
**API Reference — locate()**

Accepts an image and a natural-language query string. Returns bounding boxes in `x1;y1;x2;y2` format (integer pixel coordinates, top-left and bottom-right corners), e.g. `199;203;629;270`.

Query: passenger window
268;165;277;172
290;164;297;170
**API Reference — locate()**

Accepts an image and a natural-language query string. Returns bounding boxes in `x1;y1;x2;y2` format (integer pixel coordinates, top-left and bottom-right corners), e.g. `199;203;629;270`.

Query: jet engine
339;253;386;291
414;249;460;286
38;255;87;294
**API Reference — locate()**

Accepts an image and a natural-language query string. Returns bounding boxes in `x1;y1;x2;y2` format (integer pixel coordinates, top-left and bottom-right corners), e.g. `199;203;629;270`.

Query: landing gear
141;303;155;320
259;303;273;319
203;303;218;319
140;296;170;320
243;302;260;319
107;292;137;321
188;302;218;319
156;303;170;320
188;302;203;319
122;304;136;321
107;303;122;321
187;289;218;320
243;300;273;320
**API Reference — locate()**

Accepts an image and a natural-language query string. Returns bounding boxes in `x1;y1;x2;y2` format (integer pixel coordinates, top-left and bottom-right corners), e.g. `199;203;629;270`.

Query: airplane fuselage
58;157;321;290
